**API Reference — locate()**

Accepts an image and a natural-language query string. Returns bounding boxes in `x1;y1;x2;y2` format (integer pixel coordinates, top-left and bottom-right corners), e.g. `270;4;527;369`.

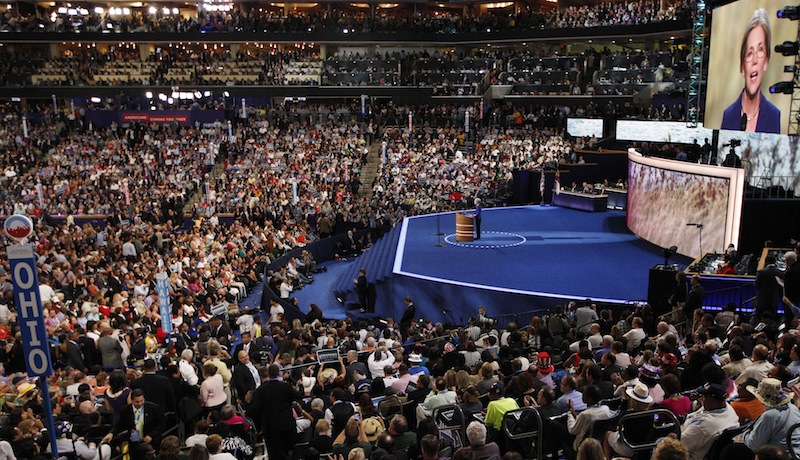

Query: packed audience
0;255;798;460
1;0;692;34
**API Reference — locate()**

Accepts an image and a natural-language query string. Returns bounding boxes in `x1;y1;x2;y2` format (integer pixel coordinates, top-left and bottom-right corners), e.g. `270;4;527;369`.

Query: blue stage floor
395;206;692;304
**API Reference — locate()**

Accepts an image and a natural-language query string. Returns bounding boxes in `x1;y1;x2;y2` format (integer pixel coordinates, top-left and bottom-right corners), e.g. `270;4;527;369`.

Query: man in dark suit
474;198;482;240
102;388;166;449
233;332;262;362
232;350;259;410
174;322;195;354
250;364;304;460
339;229;359;257
208;316;231;344
356;269;369;312
400;297;416;328
684;275;705;314
784;251;800;310
61;333;86;373
130;359;176;416
78;324;98;371
128;328;146;363
755;255;783;323
600;352;622;382
585;363;614;400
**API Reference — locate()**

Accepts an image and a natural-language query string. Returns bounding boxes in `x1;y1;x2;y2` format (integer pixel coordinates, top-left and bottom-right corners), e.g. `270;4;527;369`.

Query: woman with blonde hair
721;7;780;133
455;370;471;391
200;363;226;414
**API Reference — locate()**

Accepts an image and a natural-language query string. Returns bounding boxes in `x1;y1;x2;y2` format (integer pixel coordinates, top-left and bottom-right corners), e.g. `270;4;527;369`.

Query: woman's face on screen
742;25;768;99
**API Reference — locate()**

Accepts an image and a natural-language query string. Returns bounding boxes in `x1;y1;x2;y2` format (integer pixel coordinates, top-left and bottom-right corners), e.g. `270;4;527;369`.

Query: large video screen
627;153;745;259
567;118;603;138
616;120;713;144
706;0;796;134
716;130;800;192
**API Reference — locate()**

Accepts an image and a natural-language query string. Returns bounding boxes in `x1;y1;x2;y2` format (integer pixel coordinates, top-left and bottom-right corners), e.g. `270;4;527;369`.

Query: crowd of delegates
371;126;518;213
3;271;800;460
1;0;692;34
198;115;394;238
0;114;207;218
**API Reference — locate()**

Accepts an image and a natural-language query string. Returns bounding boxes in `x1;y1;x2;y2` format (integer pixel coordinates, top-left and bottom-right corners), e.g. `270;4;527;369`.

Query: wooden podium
456;212;475;242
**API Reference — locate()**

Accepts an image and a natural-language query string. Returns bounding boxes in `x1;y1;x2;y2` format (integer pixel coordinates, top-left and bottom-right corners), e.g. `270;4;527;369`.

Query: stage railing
701;285;760;313
746;175;798;199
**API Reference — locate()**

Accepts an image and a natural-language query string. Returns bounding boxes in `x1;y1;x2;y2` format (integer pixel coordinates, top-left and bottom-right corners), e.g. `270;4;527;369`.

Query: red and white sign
4;215;34;240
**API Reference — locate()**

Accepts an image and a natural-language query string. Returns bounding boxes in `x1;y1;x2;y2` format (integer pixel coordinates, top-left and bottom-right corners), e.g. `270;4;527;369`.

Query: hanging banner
155;272;172;334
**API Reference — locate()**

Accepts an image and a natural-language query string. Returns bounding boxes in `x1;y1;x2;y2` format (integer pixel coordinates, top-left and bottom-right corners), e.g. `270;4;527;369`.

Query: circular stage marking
444;231;527;249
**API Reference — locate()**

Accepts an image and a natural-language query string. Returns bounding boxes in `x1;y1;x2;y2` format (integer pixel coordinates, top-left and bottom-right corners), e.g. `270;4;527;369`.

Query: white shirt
245;362;261;389
236;314;254;334
681;404;739;460
0;439;16;460
185;433;208;448
735;360;774;385
367;351;396;379
210;453;238;460
279;281;293;299
122;241;137;257
270;304;285;323
623;327;646;352
179;359;199;386
39;284;56;304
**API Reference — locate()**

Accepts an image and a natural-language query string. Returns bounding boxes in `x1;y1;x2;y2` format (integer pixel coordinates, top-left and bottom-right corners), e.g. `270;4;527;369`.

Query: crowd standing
0;0;692;34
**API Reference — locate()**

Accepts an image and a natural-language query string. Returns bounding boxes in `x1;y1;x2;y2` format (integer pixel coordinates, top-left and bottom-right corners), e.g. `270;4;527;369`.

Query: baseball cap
490;381;505;396
697;383;727;400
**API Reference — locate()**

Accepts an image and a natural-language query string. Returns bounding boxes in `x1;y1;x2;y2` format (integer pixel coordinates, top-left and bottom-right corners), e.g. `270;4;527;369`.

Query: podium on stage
456;212;475;242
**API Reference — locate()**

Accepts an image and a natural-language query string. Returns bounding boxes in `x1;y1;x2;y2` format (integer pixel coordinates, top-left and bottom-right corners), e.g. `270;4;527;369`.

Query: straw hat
747;378;793;407
362;417;384;442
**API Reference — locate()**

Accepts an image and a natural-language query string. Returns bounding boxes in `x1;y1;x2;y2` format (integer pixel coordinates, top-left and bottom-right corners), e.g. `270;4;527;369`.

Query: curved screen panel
627;152;745;258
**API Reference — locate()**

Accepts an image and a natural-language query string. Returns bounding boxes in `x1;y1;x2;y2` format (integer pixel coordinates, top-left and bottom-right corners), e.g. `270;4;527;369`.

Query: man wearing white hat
605;382;653;458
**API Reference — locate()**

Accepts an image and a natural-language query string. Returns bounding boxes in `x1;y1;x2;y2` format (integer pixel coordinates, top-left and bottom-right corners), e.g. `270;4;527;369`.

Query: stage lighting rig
776;40;800;56
778;6;799;20
771;81;796;94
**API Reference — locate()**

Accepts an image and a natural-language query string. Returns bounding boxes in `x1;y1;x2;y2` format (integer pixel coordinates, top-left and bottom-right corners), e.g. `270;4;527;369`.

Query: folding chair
787;422;800;460
589;410;621;442
433;404;467;449
619;409;681;460
501;407;543;460
705;421;753;460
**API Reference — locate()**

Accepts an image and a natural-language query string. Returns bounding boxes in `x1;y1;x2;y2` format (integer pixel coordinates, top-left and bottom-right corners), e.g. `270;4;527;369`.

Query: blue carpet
289;259;353;320
396;206;693;303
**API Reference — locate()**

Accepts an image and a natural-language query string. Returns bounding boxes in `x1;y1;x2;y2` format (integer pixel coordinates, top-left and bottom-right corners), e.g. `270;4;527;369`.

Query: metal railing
746;175;798;199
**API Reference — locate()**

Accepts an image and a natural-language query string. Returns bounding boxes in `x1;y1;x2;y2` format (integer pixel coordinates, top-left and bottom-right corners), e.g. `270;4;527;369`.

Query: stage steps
359;141;381;200
333;225;402;298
